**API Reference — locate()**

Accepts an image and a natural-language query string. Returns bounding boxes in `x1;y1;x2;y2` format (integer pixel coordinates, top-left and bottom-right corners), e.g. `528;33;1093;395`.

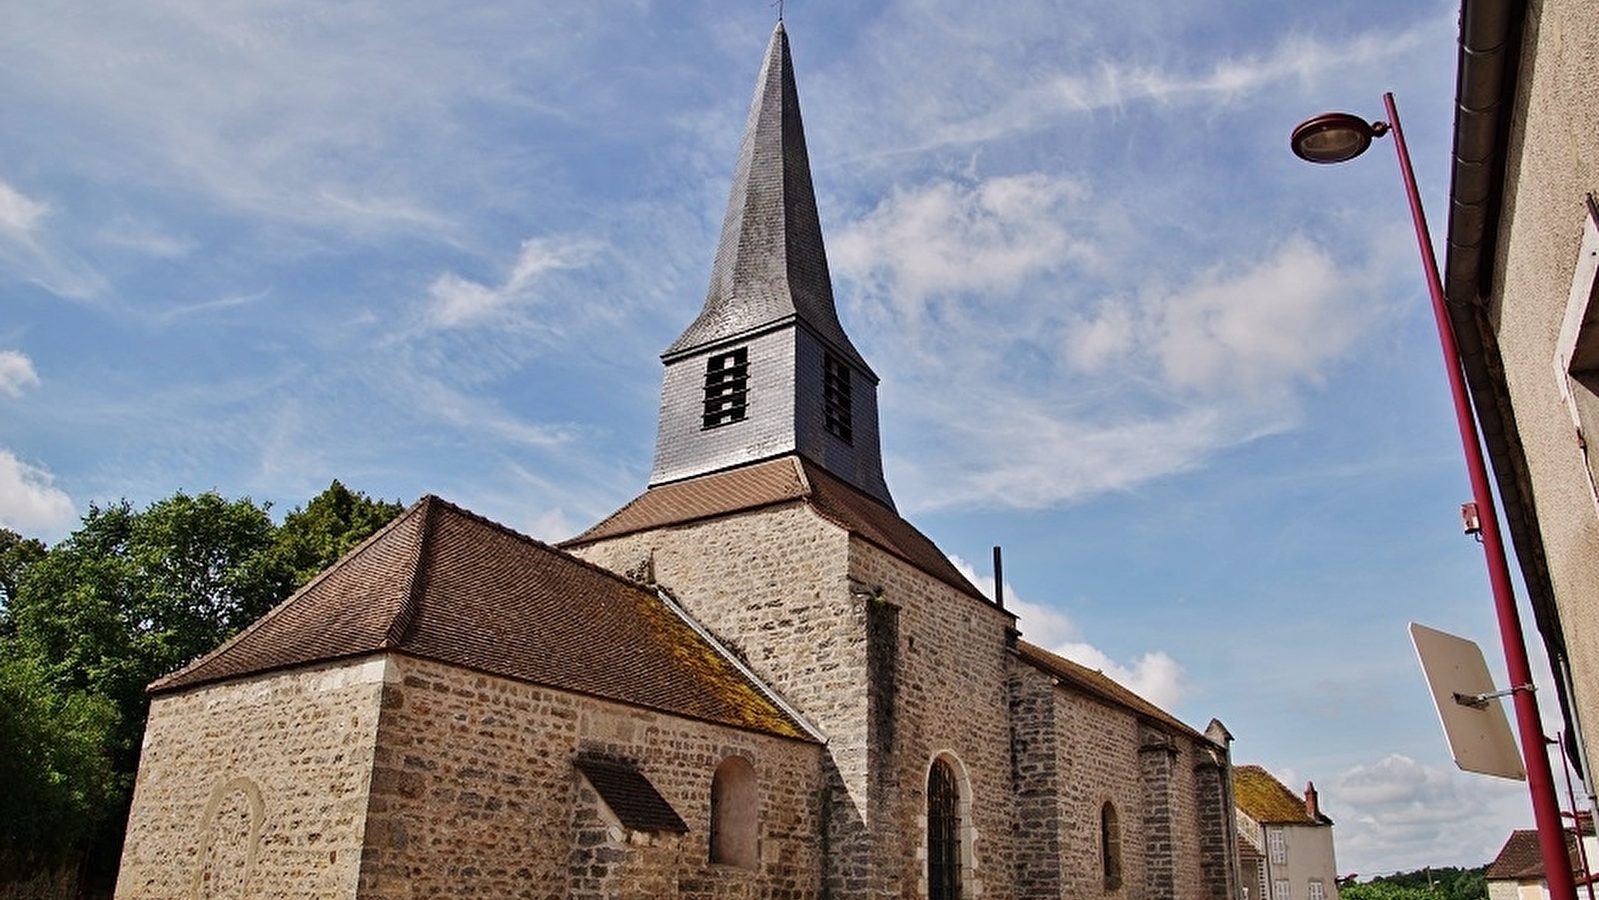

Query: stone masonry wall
1006;664;1061;900
572;505;1023;899
114;656;390;900
359;654;823;900
568;505;873;895
848;542;1018;900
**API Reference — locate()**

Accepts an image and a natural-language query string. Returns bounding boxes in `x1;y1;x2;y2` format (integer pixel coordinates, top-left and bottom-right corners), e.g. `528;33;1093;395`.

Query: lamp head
1290;112;1389;164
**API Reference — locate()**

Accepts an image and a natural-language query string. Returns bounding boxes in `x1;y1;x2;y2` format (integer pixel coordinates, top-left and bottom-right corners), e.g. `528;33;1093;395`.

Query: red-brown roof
1015;641;1206;742
152;496;812;741
1486;829;1580;880
566;455;993;606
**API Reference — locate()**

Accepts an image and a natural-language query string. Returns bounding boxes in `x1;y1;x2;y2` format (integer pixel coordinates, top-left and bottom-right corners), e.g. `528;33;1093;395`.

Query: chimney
1304;781;1320;819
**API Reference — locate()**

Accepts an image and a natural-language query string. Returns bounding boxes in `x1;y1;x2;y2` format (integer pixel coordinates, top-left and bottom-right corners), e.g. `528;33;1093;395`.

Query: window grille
927;759;960;900
703;348;749;429
823;354;853;442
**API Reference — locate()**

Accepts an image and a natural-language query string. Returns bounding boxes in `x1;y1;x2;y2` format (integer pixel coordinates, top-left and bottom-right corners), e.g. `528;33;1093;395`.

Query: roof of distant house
1233;765;1329;826
1485;829;1580;881
151;495;814;741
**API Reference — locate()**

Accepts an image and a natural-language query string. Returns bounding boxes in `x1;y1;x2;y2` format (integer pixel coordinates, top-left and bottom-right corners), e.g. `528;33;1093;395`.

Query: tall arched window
1101;800;1123;890
927;758;961;900
709;756;758;868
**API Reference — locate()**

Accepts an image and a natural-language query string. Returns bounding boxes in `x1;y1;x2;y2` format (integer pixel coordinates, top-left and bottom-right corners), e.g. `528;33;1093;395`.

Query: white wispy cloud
840;174;1363;509
952;555;1187;710
0;179;49;236
426;237;604;330
832;173;1093;321
0;177;108;300
0;450;76;535
0;351;39;398
1073;236;1358;397
96;214;196;259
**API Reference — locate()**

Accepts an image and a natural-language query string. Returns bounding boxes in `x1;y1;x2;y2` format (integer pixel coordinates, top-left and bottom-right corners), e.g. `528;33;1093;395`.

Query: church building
113;22;1241;900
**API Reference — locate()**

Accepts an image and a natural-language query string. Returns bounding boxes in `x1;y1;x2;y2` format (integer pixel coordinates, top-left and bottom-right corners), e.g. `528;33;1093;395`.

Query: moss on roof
1233;765;1318;825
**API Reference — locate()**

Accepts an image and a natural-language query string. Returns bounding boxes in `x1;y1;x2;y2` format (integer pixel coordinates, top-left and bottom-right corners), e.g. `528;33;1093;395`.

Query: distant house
1485;828;1585;900
1234;765;1340;900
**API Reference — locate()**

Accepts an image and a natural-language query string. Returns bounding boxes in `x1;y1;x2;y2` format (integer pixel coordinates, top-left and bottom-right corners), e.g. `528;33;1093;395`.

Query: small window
709;757;758;869
1267;827;1286;865
823;354;853;443
1100;801;1123;890
1308;880;1326;900
703;348;749;429
1274;879;1292;900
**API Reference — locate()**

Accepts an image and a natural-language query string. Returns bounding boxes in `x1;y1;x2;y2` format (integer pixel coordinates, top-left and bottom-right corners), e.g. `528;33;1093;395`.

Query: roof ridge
651;585;825;742
1015;639;1202;741
148;495;435;692
385;495;441;647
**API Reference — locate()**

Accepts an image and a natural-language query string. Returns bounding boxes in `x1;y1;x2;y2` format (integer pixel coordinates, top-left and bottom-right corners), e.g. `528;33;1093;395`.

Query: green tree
1;484;403;887
0;654;116;878
5;492;292;882
0;527;46;620
269;479;404;587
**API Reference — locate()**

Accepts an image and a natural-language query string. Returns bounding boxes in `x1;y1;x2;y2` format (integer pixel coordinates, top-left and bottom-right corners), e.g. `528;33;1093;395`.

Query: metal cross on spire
771;0;783;21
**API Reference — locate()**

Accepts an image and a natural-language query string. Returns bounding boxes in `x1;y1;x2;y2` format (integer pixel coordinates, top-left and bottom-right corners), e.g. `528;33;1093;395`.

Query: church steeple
649;22;893;508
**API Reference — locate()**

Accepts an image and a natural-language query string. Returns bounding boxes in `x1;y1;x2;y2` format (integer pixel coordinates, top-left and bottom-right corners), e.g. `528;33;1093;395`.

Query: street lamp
1291;93;1578;900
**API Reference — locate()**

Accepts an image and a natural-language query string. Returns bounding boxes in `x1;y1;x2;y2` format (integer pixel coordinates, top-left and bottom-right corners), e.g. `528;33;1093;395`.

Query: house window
1267;827;1286;865
1100;801;1123;890
823;354;853;443
927;758;961;900
709;756;758;868
703;348;749;429
1308;880;1326;900
1274;879;1292;900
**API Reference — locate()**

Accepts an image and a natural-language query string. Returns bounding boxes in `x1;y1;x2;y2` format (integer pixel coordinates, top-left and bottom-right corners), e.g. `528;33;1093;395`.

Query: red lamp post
1291;93;1576;900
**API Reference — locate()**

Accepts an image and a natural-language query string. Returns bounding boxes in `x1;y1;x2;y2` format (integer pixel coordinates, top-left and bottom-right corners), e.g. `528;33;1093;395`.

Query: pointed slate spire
664;22;871;375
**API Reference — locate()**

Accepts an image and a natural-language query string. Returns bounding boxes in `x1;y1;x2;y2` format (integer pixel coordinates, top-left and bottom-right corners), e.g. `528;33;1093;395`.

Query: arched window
1101;800;1123;890
927;758;961;900
709;756;758;868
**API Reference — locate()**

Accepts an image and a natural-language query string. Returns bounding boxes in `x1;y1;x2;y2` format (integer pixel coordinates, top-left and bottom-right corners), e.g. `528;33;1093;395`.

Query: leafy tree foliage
0;655;116;878
1342;867;1488;900
0;527;46;615
0;482;402;886
270;479;405;585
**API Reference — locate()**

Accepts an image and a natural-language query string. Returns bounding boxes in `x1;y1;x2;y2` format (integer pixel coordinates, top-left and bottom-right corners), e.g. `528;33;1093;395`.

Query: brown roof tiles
567;455;992;606
152;496;811;741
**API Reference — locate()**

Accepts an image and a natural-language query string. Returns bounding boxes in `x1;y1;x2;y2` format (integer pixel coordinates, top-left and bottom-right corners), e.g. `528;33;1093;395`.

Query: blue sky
0;0;1559;875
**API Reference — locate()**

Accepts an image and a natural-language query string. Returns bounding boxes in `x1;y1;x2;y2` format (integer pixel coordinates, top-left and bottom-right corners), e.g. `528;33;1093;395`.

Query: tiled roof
1015;641;1206;742
573;757;688;834
1485;829;1580;880
151;496;812;741
566;455;991;605
1232;765;1320;825
663;21;870;375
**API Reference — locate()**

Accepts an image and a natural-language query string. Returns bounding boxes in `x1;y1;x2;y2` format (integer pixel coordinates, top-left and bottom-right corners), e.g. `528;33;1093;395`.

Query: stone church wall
848;541;1018;899
114;656;390;899
569;506;871;893
359;654;823;900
